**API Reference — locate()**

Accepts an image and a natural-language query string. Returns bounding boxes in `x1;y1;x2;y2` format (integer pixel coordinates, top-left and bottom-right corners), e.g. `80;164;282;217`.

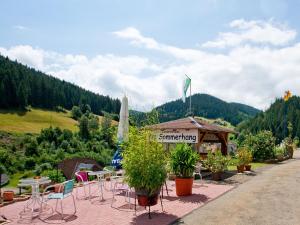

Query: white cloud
13;25;29;31
202;19;297;48
1;19;300;111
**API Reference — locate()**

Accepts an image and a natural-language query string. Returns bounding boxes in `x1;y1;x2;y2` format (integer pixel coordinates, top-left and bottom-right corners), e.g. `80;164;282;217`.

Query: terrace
0;179;233;225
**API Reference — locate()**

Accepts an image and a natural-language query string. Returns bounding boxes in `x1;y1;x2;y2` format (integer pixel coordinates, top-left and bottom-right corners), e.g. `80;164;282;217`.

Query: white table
88;171;111;200
18;177;51;219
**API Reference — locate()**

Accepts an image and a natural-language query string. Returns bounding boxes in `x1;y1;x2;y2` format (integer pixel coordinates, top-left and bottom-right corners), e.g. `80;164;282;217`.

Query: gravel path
175;150;300;225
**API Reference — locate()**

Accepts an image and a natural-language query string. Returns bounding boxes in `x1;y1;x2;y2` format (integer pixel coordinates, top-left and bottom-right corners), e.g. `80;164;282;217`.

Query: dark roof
149;117;236;133
58;158;103;180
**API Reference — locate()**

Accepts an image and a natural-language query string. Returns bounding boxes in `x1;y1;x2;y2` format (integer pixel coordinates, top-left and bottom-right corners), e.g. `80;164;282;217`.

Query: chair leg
111;182;116;207
60;200;64;220
72;195;77;215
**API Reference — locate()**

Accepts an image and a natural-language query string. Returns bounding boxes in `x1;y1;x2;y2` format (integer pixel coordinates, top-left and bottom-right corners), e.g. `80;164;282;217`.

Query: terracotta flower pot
3;191;14;201
54;184;64;193
211;172;223;181
245;165;251;171
137;194;159;206
175;177;193;196
237;165;245;173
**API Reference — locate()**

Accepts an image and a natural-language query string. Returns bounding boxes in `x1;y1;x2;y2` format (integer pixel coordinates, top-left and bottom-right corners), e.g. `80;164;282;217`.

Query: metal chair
40;180;77;220
194;162;203;185
111;176;132;208
75;171;95;200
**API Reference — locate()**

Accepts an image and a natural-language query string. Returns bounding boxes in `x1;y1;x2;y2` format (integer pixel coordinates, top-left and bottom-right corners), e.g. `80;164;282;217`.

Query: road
176;150;300;225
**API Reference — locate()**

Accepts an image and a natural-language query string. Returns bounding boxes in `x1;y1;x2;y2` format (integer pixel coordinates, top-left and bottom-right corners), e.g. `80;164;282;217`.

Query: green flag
182;76;191;103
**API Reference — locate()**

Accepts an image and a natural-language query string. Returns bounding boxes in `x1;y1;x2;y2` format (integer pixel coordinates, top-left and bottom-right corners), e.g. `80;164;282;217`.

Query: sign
156;129;198;143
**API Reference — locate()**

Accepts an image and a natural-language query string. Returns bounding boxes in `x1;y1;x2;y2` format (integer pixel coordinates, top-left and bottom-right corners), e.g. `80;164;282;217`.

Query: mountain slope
238;96;300;142
156;94;260;126
0;55;120;115
0;108;78;133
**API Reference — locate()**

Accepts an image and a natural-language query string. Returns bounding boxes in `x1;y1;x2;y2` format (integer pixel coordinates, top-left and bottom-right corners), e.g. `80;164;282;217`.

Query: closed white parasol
117;95;129;142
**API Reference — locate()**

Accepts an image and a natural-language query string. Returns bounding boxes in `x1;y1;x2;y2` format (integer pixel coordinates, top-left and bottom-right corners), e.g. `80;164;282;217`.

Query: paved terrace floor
1;181;233;225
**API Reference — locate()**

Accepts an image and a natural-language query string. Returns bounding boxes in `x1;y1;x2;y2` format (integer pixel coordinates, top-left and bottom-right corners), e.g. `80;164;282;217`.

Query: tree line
0;55;121;115
238;96;300;143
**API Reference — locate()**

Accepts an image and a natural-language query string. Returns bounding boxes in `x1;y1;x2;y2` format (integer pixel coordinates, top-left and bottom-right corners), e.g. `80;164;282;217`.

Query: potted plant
236;148;247;173
274;145;285;162
42;169;66;193
122;128;167;206
0;165;6;204
203;150;230;181
170;143;199;196
3;191;14;202
244;149;253;171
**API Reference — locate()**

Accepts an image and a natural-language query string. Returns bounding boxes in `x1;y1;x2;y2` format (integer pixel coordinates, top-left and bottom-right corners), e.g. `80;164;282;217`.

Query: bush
203;150;230;173
71;106;82;120
169;143;199;178
244;131;275;161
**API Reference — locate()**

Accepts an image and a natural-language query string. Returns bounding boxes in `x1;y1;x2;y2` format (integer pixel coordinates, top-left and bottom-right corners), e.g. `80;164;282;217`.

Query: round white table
88;171;111;200
18;177;51;219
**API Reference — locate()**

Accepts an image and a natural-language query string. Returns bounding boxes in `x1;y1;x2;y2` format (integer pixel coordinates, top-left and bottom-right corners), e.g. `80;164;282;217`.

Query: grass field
0;108;78;133
228;158;268;171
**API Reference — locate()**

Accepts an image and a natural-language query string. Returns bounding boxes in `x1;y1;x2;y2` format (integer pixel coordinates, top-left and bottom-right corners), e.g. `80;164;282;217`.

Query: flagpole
189;78;192;115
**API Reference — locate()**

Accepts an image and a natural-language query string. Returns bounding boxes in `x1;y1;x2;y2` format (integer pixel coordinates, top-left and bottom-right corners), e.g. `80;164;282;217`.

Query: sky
1;0;300;111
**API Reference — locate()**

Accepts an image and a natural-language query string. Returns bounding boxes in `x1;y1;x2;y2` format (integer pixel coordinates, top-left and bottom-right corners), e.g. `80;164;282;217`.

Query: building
149;117;237;155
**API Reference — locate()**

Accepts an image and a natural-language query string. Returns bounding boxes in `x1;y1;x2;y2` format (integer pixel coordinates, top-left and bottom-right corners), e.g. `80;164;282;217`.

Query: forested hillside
0;55;120;115
238;96;300;142
156;94;260;126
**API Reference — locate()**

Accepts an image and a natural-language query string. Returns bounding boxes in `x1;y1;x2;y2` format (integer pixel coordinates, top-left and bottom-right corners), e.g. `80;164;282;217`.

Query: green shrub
42;169;66;183
203;150;230;173
169;143;199;178
274;145;285;159
122;128;167;196
244;131;275;161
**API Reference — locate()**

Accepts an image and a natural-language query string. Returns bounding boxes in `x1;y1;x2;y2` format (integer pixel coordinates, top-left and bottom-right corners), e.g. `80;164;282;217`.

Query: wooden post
215;133;228;155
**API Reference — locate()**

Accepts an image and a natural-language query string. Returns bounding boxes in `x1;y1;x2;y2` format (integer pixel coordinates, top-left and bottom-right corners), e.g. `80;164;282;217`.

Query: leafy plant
236;148;252;166
42;169;66;183
274;145;285;159
169;143;199;178
122;128;167;196
203;150;230;173
243;131;275;161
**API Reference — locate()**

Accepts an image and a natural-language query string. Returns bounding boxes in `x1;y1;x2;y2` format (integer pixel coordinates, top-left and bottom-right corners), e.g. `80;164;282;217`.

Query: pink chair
75;171;94;200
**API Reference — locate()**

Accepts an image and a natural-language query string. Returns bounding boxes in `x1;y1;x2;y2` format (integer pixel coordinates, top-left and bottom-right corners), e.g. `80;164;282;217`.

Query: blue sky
1;0;300;110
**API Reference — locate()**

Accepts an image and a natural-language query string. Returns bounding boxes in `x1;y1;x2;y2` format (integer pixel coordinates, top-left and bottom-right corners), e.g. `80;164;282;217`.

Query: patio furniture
111;176;132;208
88;170;111;201
40;180;76;220
18;177;51;220
103;168;124;191
75;170;94;200
194;162;203;185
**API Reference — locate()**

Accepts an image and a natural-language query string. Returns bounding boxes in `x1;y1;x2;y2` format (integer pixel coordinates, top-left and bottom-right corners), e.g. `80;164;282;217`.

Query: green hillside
0;55;120;114
0;108;78;133
238;96;300;142
131;94;260;126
